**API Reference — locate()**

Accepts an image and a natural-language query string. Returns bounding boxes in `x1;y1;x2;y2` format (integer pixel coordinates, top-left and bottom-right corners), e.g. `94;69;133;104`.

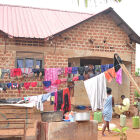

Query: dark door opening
80;59;101;66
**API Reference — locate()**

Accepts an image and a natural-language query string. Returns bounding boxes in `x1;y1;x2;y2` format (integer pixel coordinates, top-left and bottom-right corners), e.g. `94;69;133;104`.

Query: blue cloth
103;95;113;122
51;92;55;96
78;75;84;80
42;93;51;103
109;64;113;68
7;83;12;88
101;65;109;72
43;81;51;87
72;67;78;74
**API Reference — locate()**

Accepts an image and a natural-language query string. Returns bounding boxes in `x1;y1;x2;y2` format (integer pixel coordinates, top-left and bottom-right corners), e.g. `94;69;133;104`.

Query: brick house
0;4;140;104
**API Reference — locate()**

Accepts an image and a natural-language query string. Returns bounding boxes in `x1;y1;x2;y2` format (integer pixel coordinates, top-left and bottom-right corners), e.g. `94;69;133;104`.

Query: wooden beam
114;53;140;94
120;63;140;94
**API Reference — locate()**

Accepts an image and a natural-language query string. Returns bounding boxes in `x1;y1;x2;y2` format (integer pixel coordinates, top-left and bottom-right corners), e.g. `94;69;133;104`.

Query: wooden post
114;53;140;94
24;120;26;140
120;63;140;94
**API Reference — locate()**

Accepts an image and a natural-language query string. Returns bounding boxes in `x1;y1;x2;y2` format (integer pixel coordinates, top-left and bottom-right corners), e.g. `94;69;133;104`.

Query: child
102;87;114;136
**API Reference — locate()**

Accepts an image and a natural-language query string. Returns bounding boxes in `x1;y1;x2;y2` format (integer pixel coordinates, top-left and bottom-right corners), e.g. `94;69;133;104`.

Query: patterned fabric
72;67;78;74
44;68;60;92
103;95;113;122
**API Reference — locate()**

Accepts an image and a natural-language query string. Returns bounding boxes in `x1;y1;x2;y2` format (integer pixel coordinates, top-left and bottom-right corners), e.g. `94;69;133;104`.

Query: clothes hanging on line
84;73;107;111
116;68;122;85
104;67;116;83
41;93;51;103
44;68;60;92
28;95;43;111
114;54;121;72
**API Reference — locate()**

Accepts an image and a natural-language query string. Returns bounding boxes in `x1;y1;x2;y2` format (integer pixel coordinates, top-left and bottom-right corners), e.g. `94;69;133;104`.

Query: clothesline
0;64;122;93
0;65;122;113
84;64;122;111
0;64;114;79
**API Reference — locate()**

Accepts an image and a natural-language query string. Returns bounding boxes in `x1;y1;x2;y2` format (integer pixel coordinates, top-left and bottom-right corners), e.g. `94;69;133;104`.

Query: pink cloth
54;91;58;111
116;68;122;85
10;68;22;77
54;79;61;85
24;82;31;90
65;67;68;76
44;68;60;92
68;67;72;74
73;76;79;81
57;68;62;75
60;79;67;83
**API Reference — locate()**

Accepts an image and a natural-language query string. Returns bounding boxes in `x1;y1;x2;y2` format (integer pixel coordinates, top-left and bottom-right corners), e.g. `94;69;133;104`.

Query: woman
102;87;114;136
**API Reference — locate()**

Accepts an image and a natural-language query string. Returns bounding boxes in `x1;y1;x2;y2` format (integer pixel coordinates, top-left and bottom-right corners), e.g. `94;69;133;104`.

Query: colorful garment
1;69;10;79
105;71;112;83
24;82;31;90
41;93;51;103
108;67;116;78
68;67;72;74
44;68;60;92
116;68;122;84
101;65;109;72
104;67;116;83
62;88;71;113
73;76;79;81
10;68;22;77
78;67;85;75
72;67;78;74
43;81;51;88
103;95;113;122
21;68;32;75
54;92;58;111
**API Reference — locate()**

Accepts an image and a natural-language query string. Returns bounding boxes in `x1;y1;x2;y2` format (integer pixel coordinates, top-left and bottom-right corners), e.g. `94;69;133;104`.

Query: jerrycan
94;112;102;123
132;116;140;129
120;114;126;127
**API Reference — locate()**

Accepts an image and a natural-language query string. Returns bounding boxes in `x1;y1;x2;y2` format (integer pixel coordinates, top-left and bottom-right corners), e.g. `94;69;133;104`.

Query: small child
102;87;114;136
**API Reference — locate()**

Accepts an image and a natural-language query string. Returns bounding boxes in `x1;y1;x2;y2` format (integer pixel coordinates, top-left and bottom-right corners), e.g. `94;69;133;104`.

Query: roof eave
107;8;140;44
50;7;140;44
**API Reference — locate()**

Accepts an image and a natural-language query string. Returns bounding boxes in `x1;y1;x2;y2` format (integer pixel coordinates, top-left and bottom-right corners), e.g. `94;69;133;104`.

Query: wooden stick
114;53;140;94
120;63;140;94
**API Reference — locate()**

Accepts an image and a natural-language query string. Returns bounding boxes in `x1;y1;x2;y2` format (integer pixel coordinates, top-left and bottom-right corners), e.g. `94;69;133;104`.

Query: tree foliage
77;0;122;7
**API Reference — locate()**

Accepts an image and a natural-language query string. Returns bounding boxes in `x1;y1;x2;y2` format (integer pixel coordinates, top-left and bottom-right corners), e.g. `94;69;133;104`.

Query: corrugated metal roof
0;4;140;44
0;4;93;38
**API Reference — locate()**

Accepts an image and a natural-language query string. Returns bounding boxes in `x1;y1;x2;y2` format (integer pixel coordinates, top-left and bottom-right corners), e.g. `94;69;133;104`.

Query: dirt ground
98;118;140;140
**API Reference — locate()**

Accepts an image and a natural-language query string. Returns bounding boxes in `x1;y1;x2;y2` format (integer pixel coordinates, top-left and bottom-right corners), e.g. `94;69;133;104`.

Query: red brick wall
135;77;140;87
0;13;136;102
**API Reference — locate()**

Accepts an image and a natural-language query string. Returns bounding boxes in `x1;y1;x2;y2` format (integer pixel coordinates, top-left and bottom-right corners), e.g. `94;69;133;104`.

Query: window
16;52;44;68
17;59;24;68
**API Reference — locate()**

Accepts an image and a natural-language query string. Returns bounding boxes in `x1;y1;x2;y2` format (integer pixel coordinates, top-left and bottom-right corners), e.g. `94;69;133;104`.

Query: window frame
16;51;44;69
